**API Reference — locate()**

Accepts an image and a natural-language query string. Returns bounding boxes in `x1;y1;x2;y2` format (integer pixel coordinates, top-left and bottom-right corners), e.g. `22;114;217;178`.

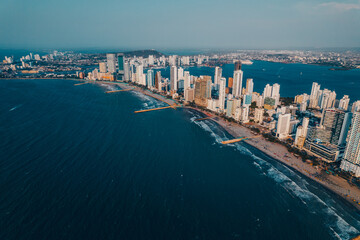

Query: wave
130;91;167;110
9;104;22;112
189;112;360;239
98;83;118;92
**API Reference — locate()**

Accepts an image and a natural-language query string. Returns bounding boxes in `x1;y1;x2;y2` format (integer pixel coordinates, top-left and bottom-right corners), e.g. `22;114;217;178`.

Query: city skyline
1;0;360;49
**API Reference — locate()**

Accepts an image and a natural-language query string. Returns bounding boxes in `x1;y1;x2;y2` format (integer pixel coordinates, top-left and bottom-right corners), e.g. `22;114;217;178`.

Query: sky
0;0;360;50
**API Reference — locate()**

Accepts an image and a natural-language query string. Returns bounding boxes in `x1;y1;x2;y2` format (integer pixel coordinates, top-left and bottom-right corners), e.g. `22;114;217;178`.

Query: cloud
317;0;360;12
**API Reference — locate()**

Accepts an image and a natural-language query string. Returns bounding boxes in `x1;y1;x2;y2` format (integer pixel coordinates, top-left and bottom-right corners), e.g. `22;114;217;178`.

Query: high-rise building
99;62;107;73
319;89;336;109
254;108;264;124
218;77;226;112
340;112;360;177
245;78;254;95
214;67;222;87
320;109;351;146
177;67;184;81
155;71;161;90
339;95;350;111
234;61;242;71
170;66;178;91
243;94;252;106
185;88;195;102
294;118;309;148
124;62;130;81
228;77;233;89
233;70;243;97
136;64;145;85
226;99;234;117
147;70;154;87
194;76;212;107
276;113;291;139
263;84;272;98
106;53;116;73
117;53;124;72
184;71;191;90
272;83;280;106
241;106;250;123
310;82;321;108
352;101;360;113
169;55;177;66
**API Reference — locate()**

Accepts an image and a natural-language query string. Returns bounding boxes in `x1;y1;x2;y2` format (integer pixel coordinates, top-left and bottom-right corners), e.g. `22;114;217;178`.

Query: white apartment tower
218;77;226;112
170;66;178;91
276;113;291;139
233;70;243;98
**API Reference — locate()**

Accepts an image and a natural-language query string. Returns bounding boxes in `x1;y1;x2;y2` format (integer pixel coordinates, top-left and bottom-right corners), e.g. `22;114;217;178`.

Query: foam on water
130;91;167;109
190;113;360;239
99;83;118;92
9;104;22;111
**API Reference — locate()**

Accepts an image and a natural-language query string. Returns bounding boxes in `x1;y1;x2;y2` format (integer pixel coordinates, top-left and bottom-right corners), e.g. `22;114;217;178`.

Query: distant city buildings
2;50;360;177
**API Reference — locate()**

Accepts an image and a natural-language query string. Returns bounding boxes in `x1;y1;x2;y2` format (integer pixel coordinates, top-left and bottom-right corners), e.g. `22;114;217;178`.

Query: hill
123;49;164;58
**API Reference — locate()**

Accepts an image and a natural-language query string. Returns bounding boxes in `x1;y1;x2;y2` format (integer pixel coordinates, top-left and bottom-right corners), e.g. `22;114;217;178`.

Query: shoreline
100;81;360;211
7;78;360;211
185;107;360;211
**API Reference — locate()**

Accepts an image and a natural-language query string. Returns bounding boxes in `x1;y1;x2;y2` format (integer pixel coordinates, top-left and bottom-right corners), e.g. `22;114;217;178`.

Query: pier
134;105;178;113
221;135;262;145
74;82;89;86
106;88;134;93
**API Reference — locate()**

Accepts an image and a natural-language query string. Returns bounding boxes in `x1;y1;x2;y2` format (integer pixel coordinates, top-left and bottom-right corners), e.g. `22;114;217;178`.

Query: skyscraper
254;108;264;124
218;77;226;112
310;82;321;108
294;117;309;148
99;62;107;73
320;109;351;146
170;66;178;91
340;112;360;176
194;76;212;107
272;83;280;106
184;71;191;90
136;64;145;85
339;95;350;111
155;71;161;90
277;113;291;139
117;53;124;72
147;70;154;87
234;61;242;71
124;62;130;81
245;78;254;95
233;70;243;97
177;67;184;81
214;67;222;87
106;53;116;73
263;84;272;98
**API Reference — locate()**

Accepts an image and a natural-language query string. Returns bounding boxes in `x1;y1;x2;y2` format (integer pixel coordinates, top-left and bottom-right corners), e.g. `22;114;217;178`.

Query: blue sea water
1;78;360;240
158;61;360;101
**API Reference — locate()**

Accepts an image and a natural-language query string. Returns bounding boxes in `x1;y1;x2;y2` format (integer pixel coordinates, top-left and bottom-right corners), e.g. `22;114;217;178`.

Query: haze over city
1;0;360;49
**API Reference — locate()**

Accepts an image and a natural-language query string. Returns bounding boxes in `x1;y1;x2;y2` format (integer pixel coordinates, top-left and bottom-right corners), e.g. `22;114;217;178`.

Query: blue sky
1;0;359;49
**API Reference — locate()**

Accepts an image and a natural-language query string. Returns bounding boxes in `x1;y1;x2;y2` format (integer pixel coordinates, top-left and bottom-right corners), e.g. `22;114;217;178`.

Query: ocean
158;61;360;102
1;75;360;239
